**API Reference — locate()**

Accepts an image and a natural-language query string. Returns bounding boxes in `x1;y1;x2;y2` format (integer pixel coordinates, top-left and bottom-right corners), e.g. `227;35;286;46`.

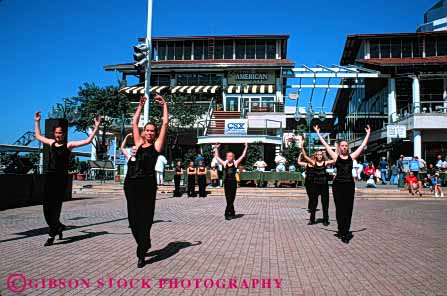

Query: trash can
398;172;405;188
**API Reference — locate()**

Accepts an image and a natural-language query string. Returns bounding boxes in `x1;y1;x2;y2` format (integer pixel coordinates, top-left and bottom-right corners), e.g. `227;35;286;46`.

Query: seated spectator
364;162;376;181
366;175;377;188
422;176;433;193
405;171;423;197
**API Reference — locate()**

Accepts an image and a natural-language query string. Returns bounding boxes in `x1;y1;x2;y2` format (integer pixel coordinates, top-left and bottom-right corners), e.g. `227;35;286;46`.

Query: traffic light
133;43;149;72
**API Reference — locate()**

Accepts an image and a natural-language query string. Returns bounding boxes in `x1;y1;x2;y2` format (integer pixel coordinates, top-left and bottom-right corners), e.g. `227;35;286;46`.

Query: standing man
379;157;388;185
155;154;168;186
409;156;421;180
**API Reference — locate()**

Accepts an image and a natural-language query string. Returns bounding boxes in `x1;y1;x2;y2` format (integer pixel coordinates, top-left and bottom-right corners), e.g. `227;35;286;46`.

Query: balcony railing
396;100;447;120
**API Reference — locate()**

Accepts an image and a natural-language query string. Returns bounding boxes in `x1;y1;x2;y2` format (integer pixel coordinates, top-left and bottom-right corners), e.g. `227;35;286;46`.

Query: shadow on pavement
145;241;202;264
54;230;109;245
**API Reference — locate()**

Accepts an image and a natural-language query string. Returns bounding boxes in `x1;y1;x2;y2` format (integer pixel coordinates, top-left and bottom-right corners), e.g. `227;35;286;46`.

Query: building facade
104;35;295;166
332;31;447;163
417;0;447;32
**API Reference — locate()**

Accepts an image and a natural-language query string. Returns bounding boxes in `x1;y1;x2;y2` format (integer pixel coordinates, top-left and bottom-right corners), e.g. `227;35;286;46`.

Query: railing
397;101;447;120
196;119;282;137
242;101;285;115
203;98;216;136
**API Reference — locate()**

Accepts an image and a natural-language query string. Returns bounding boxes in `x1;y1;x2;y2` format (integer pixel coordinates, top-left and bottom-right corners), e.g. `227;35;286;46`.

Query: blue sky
0;0;434;145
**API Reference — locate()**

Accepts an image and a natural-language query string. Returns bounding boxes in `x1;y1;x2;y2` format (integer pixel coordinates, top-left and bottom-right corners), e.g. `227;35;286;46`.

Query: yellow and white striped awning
170;85;220;94
226;84;275;94
120;85;169;95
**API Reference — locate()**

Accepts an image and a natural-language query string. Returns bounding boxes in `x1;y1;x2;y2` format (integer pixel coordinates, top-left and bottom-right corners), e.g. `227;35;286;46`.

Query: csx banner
224;119;248;135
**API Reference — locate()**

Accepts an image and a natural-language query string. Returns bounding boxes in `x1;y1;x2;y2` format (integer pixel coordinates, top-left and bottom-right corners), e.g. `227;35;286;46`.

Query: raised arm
350;125;371;160
313;125;338;160
213;143;226;166
300;141;315;165
120;133;132;160
34;112;55;146
132;96;146;147
154;95;168;153
235;142;248;166
297;153;308;167
68;116;101;149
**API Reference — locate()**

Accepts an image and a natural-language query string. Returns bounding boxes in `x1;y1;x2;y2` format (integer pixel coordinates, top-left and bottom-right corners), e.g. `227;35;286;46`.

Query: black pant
309;183;329;220
305;183;313;211
43;173;68;237
187;175;196;197
173;175;181;197
124;176;157;259
198;175;207;197
332;181;355;236
224;180;237;216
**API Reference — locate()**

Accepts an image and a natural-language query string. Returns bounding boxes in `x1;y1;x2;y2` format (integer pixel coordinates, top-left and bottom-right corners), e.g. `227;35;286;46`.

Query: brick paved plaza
1;189;447;296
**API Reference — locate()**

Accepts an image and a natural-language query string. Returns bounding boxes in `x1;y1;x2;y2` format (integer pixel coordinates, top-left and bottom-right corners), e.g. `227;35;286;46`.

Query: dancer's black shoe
57;224;66;240
322;219;330;226
341;236;350;244
137;258;145;268
44;237;55;246
225;215;232;220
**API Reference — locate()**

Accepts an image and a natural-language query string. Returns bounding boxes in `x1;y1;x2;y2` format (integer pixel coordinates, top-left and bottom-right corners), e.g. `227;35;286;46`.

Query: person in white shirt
211;156;223;187
155;155;168;185
253;159;267;172
275;153;287;172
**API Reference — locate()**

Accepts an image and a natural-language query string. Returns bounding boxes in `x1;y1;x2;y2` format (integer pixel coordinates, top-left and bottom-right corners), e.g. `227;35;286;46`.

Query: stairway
206;111;240;135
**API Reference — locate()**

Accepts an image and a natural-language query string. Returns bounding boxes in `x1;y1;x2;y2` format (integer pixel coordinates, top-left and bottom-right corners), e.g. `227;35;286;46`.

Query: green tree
50;83;131;160
244;143;262;171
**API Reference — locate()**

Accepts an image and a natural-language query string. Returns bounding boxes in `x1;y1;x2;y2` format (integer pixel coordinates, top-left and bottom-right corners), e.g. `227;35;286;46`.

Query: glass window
380;40;390;58
261;97;275;112
370;41;380;58
224;40;233;59
184;41;192;60
194;41;203;60
425;37;436;57
157;42;166;60
214;40;224;59
437;38;447;56
266;40;276;59
203;40;209;59
246;40;255;59
402;40;412;58
391;40;401;58
198;73;209;85
236;40;245;59
256;40;266;59
167;41;174;60
413;40;422;57
174;41;183;60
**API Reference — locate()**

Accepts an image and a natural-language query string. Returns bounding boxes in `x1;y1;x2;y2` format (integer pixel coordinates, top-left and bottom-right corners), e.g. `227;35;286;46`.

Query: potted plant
77;161;88;181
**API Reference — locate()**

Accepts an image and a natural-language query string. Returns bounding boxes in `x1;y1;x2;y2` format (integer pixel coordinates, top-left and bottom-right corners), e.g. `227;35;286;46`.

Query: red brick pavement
1;193;446;295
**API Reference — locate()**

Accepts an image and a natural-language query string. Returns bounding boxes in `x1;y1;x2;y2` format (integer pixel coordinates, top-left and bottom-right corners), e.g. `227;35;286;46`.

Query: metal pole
143;0;153;124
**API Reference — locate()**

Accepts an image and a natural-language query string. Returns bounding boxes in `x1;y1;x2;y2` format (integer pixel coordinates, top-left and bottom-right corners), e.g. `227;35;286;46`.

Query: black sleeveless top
175;166;182;173
46;142;70;174
334;155;354;183
224;162;237;182
304;164;314;186
198;167;206;174
126;157;137;179
313;161;328;185
134;145;159;178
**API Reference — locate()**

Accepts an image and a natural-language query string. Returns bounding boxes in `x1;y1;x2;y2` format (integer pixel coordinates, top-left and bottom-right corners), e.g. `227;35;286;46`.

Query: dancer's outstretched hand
93;115;102;128
139;96;147;108
313;125;320;134
365;124;371;134
154;94;166;106
214;143;221;150
244;142;248;148
34;111;41;121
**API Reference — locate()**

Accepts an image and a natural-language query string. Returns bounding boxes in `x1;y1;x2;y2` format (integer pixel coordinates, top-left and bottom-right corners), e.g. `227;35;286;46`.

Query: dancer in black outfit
213;143;248;220
197;161;208;197
297;153;314;214
315;124;371;243
186;161;196;197
34;111;101;246
128;95;168;268
121;133;138;227
300;144;335;226
173;161;183;197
